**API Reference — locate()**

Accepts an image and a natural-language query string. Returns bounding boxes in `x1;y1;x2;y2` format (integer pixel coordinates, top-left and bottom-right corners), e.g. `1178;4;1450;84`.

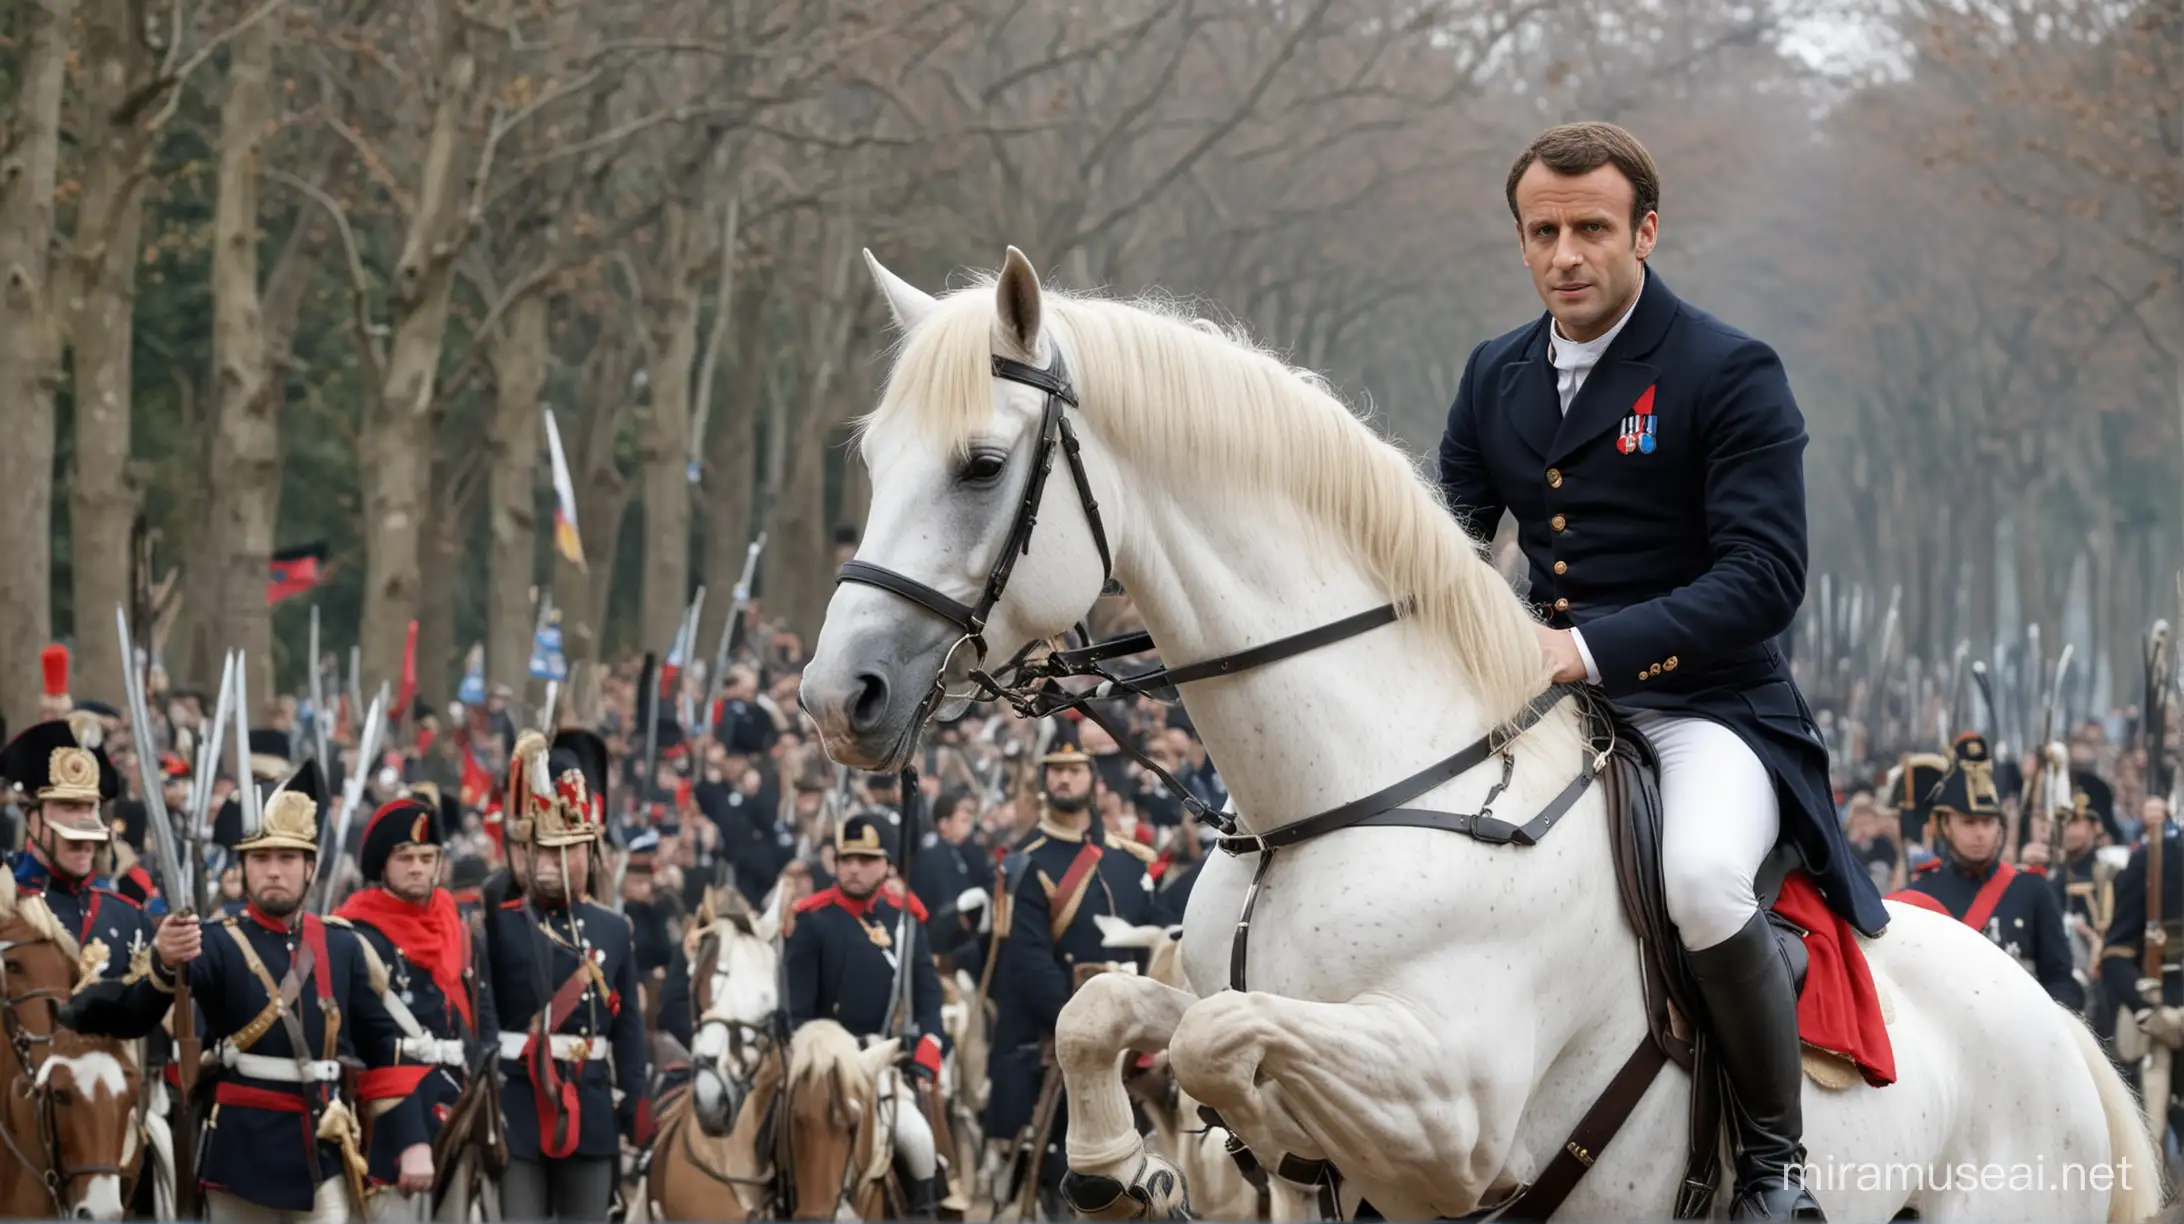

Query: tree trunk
638;202;707;655
486;294;548;696
0;0;74;732
360;33;477;694
553;341;631;666
416;458;462;714
195;16;282;712
65;0;154;710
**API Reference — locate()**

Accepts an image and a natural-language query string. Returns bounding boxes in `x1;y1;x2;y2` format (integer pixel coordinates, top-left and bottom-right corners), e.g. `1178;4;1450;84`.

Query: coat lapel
1498;324;1560;461
1546;269;1679;466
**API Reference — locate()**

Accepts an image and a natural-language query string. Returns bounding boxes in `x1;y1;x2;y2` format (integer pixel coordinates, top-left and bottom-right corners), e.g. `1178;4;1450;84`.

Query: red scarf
336;886;474;1030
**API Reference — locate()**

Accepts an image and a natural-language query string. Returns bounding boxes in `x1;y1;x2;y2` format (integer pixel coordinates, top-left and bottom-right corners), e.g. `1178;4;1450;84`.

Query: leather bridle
1;938;129;1214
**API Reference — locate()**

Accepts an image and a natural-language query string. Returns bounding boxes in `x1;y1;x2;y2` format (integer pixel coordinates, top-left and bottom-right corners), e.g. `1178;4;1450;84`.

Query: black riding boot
904;1174;940;1219
1687;910;1824;1220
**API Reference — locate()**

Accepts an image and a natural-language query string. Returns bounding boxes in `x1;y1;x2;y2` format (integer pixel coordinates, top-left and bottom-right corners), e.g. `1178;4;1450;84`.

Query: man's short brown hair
1505;122;1661;230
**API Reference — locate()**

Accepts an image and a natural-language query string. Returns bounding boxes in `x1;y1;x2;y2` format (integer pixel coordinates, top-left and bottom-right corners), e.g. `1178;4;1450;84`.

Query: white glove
956;887;990;914
2137;1005;2184;1050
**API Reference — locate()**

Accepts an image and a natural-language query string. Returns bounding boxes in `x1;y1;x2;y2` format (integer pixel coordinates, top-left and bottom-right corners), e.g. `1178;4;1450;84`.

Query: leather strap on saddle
1046;844;1105;941
524;962;601;1160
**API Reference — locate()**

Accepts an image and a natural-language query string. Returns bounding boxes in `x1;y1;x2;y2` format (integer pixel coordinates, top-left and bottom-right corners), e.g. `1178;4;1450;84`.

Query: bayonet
233;652;261;838
317;684;388;914
309;606;332;774
706;532;768;731
115;607;192;913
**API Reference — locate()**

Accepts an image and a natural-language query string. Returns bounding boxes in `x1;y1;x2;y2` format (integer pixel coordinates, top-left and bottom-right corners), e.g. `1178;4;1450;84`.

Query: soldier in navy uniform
481;729;645;1221
909;790;994;976
984;746;1163;1213
331;792;496;1219
788;813;951;1216
121;761;428;1224
1894;734;2079;1007
2100;796;2184;1079
1437;121;1888;1219
2;719;169;1001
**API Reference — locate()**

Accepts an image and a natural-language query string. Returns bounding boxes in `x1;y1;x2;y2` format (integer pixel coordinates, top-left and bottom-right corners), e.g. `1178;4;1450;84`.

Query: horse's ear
994;245;1043;361
754;881;788;944
864;249;936;332
858;1038;902;1083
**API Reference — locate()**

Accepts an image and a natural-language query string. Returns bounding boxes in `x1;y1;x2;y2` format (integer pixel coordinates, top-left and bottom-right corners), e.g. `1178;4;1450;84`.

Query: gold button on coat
1554;597;1570;612
1664;656;1679;672
1546;468;1563;488
1553;560;1568;575
1551;514;1567;532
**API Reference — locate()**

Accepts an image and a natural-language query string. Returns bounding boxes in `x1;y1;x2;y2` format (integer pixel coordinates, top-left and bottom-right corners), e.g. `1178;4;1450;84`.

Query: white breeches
888;1078;938;1180
204;1177;349;1224
1633;709;1781;952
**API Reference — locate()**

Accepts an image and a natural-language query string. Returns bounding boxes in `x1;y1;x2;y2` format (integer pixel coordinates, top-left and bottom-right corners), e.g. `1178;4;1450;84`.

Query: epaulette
1914;859;1941;874
796;886;843;914
1109;836;1158;865
882;879;930;921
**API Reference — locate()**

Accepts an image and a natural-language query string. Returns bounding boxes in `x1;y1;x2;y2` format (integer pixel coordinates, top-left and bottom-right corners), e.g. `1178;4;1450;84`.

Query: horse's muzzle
801;611;958;770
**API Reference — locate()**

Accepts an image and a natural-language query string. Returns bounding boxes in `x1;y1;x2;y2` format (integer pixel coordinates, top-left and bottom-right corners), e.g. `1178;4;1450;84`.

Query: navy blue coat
137;911;427;1213
481;876;646;1162
984;821;1166;1140
1438;270;1888;937
786;882;947;1074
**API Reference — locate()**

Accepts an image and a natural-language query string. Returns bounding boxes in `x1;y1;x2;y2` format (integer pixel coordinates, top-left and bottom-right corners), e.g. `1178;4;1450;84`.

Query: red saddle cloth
1774;870;1896;1087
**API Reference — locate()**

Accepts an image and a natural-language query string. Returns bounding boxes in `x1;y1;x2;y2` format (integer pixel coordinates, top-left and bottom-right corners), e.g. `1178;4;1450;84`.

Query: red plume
41;644;69;698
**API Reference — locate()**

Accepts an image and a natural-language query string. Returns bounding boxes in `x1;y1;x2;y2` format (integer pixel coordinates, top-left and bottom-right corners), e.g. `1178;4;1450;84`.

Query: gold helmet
235;759;325;855
0;720;121;836
505;730;606;849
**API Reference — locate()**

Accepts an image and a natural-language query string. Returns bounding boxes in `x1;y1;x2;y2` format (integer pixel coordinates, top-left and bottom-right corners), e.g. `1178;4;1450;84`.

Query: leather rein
836;349;1642;1221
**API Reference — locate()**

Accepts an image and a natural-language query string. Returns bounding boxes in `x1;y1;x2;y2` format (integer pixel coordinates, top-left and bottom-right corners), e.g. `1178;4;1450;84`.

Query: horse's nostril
847;671;891;733
72;1207;93;1220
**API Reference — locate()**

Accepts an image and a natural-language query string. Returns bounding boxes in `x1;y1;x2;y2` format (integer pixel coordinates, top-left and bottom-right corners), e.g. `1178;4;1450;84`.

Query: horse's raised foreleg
1169;990;1519;1218
1056;973;1198;1218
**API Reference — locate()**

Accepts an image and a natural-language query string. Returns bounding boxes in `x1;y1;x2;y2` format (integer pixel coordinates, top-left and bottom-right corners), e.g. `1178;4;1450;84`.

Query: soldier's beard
1048;792;1090;814
252;890;303;918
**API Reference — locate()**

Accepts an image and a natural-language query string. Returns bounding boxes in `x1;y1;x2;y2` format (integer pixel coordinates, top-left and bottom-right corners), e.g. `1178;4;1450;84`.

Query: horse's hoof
1061;1156;1193;1220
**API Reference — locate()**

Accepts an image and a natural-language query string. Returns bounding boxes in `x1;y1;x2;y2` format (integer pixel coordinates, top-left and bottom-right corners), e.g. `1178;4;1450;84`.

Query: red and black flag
267;542;329;605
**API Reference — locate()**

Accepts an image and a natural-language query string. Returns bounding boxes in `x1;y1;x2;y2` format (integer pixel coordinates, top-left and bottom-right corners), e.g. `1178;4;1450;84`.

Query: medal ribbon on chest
1617;383;1658;455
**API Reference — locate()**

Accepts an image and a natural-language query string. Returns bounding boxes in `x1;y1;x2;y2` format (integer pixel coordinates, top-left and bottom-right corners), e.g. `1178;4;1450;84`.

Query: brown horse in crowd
0;871;145;1220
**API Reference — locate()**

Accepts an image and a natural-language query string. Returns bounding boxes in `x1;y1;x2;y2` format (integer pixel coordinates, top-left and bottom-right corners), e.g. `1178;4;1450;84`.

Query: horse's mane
0;866;81;958
863;277;1551;721
786;1019;868;1100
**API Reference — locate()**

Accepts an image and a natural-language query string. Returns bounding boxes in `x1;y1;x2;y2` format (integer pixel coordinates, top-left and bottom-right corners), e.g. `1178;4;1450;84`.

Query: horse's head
783;1020;899;1221
802;247;1119;770
691;886;788;1130
32;1034;140;1220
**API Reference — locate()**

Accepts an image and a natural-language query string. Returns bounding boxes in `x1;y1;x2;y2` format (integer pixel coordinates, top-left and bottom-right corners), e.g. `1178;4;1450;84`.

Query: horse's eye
960;452;1007;484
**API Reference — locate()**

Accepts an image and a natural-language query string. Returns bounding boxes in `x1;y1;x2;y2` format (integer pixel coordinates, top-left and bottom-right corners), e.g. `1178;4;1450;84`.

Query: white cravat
1546;270;1644;415
1544;271;1644;684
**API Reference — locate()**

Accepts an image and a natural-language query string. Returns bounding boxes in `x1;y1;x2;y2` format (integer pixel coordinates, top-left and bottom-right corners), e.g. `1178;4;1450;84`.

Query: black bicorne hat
1927;733;2003;820
360;795;445;883
0;719;123;814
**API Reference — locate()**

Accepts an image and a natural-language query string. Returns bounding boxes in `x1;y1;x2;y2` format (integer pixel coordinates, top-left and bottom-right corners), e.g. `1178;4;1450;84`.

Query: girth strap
1459;1036;1669;1222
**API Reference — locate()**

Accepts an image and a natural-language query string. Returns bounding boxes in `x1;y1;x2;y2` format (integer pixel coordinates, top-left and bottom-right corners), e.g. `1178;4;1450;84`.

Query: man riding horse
3;719;168;1004
1438;121;1889;1220
786;813;952;1216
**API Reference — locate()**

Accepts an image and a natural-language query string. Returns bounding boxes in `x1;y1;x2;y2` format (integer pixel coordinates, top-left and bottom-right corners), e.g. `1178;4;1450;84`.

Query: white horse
799;247;2161;1222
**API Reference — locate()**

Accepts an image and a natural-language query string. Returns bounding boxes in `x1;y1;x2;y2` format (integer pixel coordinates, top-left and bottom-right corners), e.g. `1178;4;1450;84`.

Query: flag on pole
457;643;485;706
267;542;329;604
544;408;586;569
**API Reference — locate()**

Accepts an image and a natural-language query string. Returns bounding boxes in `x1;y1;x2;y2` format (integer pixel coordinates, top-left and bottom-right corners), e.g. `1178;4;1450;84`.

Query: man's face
2062;816;2098;854
836;853;889;899
31;803;101;879
383;843;443;904
1941;812;2003;868
1513;161;1656;344
939;806;974;844
527;843;591;903
1044;762;1094;808
243;848;315;916
163;778;190;812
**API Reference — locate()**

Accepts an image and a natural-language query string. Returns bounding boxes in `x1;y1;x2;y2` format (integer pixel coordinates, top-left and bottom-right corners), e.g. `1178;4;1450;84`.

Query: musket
2039;645;2076;869
633;651;661;827
316;684;388;914
309;606;332;775
1970;661;1999;748
886;768;926;1044
347;646;363;745
537;680;559;733
706;532;768;728
1942;639;1971;747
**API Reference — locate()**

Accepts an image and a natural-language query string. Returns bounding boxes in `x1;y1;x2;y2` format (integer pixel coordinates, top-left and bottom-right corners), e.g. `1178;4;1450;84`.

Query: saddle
1601;714;1808;1220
